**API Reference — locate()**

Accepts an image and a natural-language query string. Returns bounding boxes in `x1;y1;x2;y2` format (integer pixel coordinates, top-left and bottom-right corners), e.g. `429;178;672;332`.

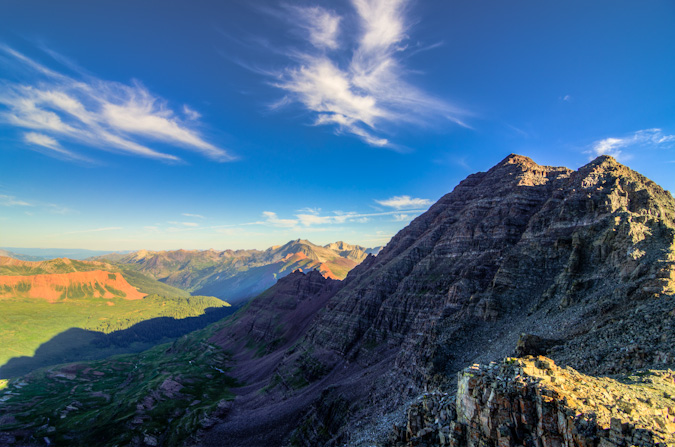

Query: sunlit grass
0;295;229;367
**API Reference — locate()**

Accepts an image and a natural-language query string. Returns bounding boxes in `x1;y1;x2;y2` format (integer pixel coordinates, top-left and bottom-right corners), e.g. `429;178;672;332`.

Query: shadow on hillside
0;306;238;379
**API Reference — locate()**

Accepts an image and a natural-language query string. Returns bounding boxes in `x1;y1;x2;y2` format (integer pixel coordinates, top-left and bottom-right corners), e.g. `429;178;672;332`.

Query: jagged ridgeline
2;155;674;447
0;256;232;377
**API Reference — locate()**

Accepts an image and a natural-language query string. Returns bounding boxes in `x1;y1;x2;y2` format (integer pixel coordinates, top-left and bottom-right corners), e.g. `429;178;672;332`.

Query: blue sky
0;0;674;251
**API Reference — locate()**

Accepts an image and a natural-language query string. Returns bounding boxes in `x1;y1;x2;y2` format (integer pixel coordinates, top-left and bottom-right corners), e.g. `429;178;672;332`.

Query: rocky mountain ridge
257;154;675;445
301;154;674;373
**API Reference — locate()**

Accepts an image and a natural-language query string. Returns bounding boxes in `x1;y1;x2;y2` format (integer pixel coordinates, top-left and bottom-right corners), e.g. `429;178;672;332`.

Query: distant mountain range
92;239;381;304
0;247;131;261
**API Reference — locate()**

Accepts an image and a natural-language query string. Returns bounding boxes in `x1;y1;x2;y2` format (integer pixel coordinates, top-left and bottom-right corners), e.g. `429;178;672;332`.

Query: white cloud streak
0;46;233;162
293;6;341;50
0;193;75;215
269;0;468;148
64;226;122;235
375;195;432;210
261;211;299;228
23;131;84;160
182;213;205;219
590;128;675;160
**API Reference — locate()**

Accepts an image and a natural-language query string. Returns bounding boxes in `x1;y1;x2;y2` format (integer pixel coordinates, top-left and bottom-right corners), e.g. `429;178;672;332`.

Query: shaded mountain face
94;239;375;304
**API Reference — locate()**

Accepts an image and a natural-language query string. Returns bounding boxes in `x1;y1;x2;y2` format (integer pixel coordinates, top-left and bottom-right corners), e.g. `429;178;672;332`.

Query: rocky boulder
390;356;675;447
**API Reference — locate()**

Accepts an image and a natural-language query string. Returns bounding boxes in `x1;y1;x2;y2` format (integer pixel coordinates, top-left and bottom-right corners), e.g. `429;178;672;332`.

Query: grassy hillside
118;267;190;297
0;256;190;297
0;254;234;378
0;294;230;369
0;324;238;446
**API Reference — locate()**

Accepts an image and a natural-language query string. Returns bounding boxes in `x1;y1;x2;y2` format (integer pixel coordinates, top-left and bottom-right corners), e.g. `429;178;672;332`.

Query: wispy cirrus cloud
257;208;426;229
46;203;75;215
0;45;233;163
64;226;122;235
182;213;205;219
263;0;468;148
168;221;200;227
375;195;432;210
0;193;75;215
292;6;341;50
23;131;86;161
589;128;675;161
0;194;32;207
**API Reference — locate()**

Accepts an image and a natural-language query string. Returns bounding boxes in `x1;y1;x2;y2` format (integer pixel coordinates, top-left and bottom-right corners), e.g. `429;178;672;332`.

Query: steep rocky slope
261;154;675;445
94;239;374;304
210;270;339;356
197;154;674;446
301;154;674;372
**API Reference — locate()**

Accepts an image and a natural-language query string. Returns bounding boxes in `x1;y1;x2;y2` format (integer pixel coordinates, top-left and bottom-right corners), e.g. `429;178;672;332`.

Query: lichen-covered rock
390;356;675;447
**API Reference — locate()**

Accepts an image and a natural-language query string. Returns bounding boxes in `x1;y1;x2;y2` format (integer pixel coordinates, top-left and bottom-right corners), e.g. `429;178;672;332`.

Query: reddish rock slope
0;270;146;302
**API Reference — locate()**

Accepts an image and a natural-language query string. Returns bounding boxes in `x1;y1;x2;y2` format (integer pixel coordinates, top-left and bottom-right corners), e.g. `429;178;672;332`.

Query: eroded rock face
390;356;675;447
302;154;675;380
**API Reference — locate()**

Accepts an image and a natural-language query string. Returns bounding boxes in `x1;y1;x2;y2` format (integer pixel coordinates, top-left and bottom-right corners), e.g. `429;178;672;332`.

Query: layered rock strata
300;155;675;380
